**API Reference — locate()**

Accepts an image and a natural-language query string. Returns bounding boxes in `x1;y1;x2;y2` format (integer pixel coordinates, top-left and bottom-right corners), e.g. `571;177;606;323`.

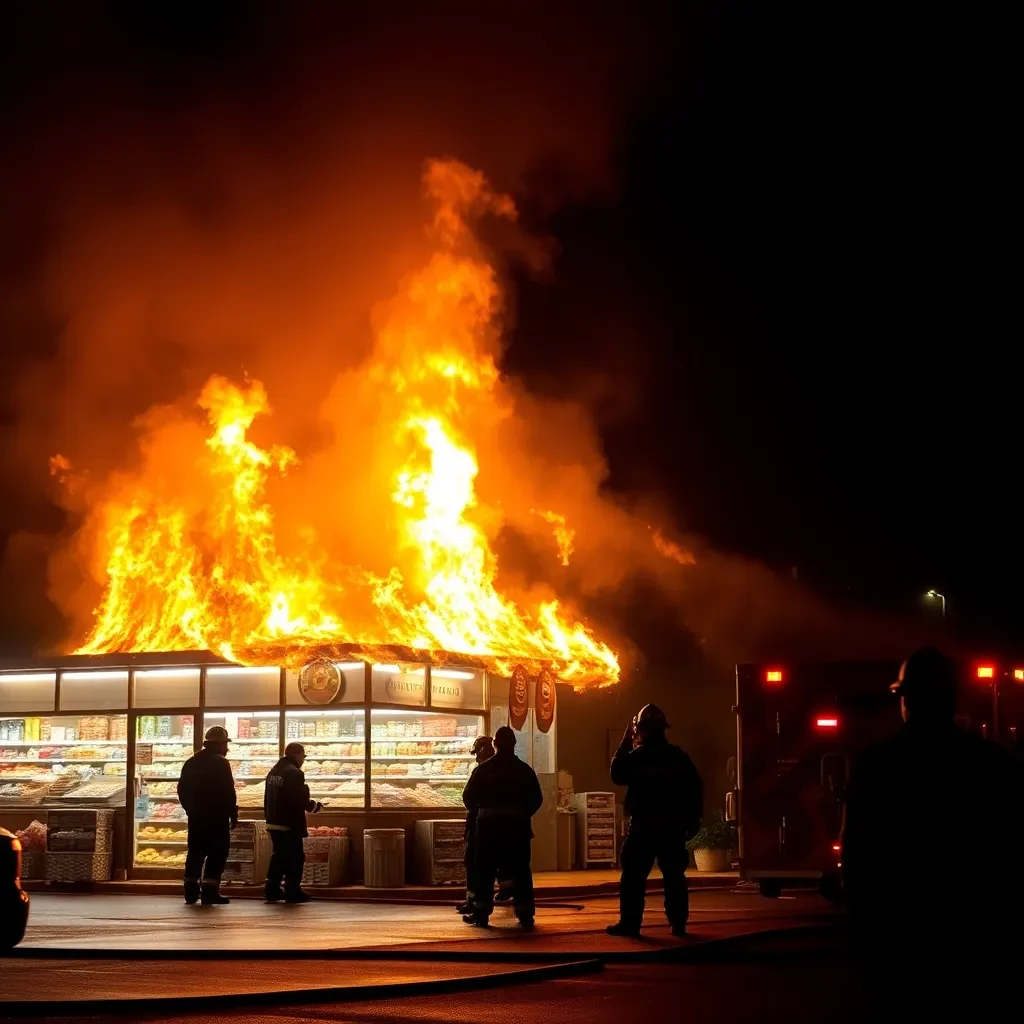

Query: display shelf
300;774;365;781
0;740;126;747
0;757;125;763
370;754;473;760
144;794;182;800
372;775;470;781
136;839;188;846
370;736;473;742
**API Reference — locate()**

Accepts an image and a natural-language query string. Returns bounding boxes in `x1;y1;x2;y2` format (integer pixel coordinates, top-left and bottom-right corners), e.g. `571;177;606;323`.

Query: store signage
299;660;344;705
535;668;556;733
135;743;153;766
430;670;484;710
372;669;426;706
509;665;530;730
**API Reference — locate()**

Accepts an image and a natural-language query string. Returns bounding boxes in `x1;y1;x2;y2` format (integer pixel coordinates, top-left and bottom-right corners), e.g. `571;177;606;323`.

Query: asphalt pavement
13;888;834;954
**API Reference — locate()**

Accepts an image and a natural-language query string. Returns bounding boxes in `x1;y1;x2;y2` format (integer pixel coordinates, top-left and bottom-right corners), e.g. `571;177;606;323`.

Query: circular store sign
298;659;344;705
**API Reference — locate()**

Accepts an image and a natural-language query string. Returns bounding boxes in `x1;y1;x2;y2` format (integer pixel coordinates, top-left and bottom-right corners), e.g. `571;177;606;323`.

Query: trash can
363;828;406;888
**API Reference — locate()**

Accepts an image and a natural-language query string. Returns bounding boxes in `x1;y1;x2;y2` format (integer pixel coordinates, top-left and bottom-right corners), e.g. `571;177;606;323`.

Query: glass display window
200;711;280;812
284;709;365;809
205;666;281;707
285;661;366;706
133;715;195;870
369;709;483;809
59;670;129;711
0;672;56;714
0;713;128;806
134;668;200;708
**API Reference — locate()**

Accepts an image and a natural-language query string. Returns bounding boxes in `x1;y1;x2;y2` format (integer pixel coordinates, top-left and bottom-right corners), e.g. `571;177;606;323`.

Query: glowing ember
66;160;620;687
652;529;696;567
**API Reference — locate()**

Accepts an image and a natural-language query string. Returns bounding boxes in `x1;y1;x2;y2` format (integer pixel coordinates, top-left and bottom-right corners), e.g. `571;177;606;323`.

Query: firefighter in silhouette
606;704;703;937
264;742;324;903
462;725;543;929
843;647;1024;1016
456;735;495;915
178;726;238;905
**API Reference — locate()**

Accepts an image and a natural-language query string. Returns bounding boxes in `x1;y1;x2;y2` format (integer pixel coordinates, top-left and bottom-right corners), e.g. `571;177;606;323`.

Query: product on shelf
145;781;179;796
0;780;51;803
138;825;189;840
15;819;47;850
136;848;188;865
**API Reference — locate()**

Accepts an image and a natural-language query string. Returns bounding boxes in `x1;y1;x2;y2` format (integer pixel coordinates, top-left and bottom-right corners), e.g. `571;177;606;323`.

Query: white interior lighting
430;670;476;680
207;667;280;676
61;671;127;681
0;673;57;683
334;662;366;671
373;665;402;674
136;669;198;679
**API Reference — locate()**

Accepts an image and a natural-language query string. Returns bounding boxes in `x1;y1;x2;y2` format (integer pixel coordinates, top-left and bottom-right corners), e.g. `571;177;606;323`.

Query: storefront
0;651;559;881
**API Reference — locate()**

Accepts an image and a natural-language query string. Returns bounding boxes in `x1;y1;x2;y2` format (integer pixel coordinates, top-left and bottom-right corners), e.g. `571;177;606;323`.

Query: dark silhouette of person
456;734;494;916
178;726;238;905
462;725;543;929
606;703;703;937
843;647;1024;1015
264;742;323;903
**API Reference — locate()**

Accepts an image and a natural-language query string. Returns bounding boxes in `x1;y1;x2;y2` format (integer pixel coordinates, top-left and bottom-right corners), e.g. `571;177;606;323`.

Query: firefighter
264;742;324;903
177;726;238;906
456;735;495;915
843;647;1024;1015
606;704;703;937
462;725;543;929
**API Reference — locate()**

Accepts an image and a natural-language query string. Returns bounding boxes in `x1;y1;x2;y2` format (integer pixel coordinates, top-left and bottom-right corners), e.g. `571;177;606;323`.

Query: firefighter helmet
634;703;669;733
203;726;230;745
470;735;494;757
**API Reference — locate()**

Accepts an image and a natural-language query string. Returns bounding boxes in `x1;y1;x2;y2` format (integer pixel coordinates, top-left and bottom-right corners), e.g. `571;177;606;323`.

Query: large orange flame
69;160;620;687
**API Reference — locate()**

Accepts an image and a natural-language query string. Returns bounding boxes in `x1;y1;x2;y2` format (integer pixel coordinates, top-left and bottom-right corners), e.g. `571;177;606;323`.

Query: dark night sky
0;2;1017;661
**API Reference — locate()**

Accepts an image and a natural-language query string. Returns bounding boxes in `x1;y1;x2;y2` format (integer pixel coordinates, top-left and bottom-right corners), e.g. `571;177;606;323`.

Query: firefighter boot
264;882;284;903
183;877;201;905
284;879;312;903
605;921;642;937
200;880;230;905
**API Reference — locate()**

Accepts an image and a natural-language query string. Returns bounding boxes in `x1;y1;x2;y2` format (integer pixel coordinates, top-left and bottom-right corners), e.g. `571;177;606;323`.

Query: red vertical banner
535;667;556;733
509;665;530;730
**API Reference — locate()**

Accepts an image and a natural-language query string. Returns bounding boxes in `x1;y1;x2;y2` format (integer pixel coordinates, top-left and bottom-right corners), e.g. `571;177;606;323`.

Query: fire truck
731;658;1022;899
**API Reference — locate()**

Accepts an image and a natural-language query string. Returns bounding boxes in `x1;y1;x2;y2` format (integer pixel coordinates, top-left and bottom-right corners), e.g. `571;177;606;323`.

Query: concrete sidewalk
21;866;739;902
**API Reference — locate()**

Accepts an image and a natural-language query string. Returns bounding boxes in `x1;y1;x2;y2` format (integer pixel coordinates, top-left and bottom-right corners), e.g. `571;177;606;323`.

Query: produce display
136;848;187;865
138;825;189;841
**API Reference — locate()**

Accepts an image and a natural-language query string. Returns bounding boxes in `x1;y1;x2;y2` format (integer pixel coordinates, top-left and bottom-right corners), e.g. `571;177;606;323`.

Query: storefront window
0;671;56;714
204;666;280;707
371;663;427;706
59;670;129;711
0;713;127;806
134;668;200;708
200;711;280;811
284;709;365;809
429;667;487;710
370;709;482;808
284;662;366;706
134;715;195;871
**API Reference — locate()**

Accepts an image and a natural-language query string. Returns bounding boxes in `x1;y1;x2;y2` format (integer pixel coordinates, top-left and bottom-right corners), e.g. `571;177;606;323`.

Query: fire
68;159;620;687
652;529;696;567
532;509;575;567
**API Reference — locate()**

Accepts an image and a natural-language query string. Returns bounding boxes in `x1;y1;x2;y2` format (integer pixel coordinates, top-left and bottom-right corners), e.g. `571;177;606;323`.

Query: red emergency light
976;665;995;680
765;668;785;684
831;843;841;853
815;716;839;729
1014;669;1024;682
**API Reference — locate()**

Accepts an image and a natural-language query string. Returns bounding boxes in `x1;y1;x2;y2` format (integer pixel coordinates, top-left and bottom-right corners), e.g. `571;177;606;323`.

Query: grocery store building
0;649;602;886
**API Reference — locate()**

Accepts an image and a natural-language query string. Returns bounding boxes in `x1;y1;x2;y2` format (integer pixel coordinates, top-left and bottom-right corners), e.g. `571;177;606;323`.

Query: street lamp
925;589;946;619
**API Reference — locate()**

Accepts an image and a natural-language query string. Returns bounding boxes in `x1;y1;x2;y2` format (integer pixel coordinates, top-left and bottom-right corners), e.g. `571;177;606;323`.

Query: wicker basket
48;809;115;831
301;836;346;887
48;828;112;853
20;850;46;880
45;851;113;882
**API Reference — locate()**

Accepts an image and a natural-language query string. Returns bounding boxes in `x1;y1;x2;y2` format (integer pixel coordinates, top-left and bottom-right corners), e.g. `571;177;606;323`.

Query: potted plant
686;819;736;873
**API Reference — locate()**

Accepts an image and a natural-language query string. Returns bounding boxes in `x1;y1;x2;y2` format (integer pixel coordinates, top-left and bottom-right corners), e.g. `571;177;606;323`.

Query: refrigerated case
0;711;128;808
285;709;365;809
132;713;194;871
370;709;482;808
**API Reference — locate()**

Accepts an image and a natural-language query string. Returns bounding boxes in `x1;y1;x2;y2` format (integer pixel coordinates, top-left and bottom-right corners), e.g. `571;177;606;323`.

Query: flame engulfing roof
55;160;620;689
